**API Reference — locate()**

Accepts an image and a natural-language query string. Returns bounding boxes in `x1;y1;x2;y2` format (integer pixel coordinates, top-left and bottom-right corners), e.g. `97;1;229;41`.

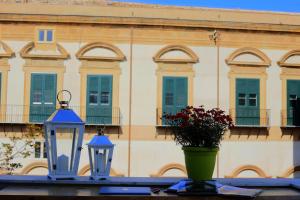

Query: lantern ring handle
57;90;72;105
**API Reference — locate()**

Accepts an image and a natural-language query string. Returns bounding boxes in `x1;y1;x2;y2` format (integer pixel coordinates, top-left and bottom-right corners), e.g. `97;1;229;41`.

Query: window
38;29;54;43
248;94;257;106
287;80;300;126
34;142;41;158
238;93;246;106
100;92;110;105
165;93;174;106
34;141;47;159
86;75;113;124
235;78;260;126
162;77;188;124
43;142;47;158
89;91;98;105
30;73;57;123
289;95;297;107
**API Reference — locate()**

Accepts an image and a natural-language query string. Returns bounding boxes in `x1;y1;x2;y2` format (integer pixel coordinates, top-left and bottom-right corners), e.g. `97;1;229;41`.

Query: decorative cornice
76;42;126;61
278;49;300;68
1;4;300;33
0;41;15;58
226;47;271;67
153;45;199;64
20;42;69;59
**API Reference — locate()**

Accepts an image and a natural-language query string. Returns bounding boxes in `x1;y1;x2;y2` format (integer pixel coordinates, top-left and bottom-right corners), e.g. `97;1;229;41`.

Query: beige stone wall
1;3;300;178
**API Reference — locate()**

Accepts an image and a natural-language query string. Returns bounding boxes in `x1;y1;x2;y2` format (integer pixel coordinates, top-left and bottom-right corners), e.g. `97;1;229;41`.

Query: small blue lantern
44;90;85;179
88;130;114;180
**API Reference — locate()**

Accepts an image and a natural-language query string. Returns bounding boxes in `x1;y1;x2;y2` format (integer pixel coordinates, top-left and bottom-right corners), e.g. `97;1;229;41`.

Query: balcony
229;109;270;128
0;105;120;126
281;109;300;127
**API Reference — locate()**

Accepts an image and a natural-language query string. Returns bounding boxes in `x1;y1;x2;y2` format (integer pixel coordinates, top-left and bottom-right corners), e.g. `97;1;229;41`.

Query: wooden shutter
162;76;188;125
30;73;57;123
236;78;260;126
287;80;300;125
86;75;113;124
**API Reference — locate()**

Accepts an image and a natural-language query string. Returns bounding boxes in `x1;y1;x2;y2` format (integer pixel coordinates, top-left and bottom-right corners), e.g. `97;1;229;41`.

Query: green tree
0;124;43;174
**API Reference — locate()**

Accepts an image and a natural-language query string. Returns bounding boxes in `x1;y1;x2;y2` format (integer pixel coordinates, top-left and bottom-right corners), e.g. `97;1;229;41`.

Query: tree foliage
0;124;43;174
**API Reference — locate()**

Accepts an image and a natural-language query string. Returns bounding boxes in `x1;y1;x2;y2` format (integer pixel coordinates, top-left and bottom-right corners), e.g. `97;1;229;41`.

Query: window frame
37;29;54;43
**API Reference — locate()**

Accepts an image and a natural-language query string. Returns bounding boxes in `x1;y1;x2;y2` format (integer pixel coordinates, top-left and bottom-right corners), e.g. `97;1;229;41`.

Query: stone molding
20;42;69;59
225;165;271;178
278;49;300;68
150;163;187;177
153;45;199;64
0;41;15;58
76;42;126;62
226;47;271;67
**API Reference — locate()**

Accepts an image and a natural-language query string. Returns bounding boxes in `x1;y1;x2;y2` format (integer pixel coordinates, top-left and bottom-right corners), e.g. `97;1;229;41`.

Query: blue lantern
88;131;114;180
44;90;85;179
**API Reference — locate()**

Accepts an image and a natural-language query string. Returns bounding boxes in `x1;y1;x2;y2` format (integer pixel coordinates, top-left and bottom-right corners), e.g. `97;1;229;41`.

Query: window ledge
1;176;300;199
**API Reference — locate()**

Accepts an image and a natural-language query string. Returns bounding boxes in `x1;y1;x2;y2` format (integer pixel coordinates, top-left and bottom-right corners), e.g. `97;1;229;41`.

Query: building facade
0;0;300;178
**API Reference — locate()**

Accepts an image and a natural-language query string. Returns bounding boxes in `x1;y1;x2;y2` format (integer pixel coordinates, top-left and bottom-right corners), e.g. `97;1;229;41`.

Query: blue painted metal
46;109;84;124
88;135;114;148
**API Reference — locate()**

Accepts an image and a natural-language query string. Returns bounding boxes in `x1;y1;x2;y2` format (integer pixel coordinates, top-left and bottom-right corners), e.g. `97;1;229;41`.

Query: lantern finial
57;90;72;109
97;126;105;136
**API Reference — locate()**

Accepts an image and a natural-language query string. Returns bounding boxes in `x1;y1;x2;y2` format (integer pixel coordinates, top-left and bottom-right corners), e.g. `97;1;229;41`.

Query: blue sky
113;0;300;13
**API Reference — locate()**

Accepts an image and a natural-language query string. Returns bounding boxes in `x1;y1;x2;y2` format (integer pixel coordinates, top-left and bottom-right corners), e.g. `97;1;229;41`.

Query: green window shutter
287;80;300;126
163;77;175;116
235;78;260;126
175;77;188;113
43;74;57;121
100;75;112;124
86;75;113;124
30;73;57;123
162;76;188;125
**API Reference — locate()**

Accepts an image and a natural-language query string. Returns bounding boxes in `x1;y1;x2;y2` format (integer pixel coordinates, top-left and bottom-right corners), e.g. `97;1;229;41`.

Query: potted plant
163;106;233;181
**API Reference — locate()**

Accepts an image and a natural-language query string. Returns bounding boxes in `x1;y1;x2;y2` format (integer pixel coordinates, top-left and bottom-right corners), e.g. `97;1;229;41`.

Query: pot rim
182;146;219;152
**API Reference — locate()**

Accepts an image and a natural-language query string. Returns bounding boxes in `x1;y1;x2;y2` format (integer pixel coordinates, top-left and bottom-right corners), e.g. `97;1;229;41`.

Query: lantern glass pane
55;127;79;174
90;148;95;175
46;128;53;170
99;149;107;174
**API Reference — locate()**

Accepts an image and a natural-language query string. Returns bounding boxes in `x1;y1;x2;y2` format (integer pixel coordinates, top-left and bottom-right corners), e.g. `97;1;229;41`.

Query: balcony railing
0;105;120;125
229;109;270;127
281;109;300;127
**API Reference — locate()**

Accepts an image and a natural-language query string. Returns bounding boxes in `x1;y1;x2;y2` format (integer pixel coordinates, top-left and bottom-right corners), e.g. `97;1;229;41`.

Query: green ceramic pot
182;146;218;181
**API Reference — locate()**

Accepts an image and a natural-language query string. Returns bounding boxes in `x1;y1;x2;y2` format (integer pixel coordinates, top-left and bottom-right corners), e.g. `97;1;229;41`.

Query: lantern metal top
57;90;72;109
88;135;114;148
46;109;84;124
45;90;84;125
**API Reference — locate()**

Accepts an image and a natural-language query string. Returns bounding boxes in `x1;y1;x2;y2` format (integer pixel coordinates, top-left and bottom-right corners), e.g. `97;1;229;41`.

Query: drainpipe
127;26;134;177
210;30;221;178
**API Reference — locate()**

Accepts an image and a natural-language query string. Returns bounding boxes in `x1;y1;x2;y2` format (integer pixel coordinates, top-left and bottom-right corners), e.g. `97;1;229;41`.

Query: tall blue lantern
44;90;85;180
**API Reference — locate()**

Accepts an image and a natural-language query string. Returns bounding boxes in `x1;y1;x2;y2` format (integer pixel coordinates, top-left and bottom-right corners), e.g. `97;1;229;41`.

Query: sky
113;0;300;13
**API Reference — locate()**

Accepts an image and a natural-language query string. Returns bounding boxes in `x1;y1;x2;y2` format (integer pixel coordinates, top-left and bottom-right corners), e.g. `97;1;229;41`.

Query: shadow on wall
293;138;300;178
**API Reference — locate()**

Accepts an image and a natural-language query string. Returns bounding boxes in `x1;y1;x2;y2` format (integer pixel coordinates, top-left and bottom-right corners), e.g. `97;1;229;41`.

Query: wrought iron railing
0;105;120;125
281;109;300;127
229;108;270;127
